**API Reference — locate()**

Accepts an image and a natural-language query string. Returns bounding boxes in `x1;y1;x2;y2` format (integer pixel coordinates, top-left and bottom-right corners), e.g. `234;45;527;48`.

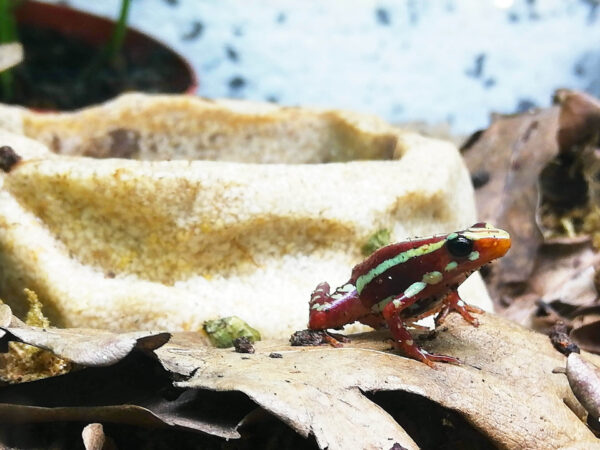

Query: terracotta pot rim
15;0;198;95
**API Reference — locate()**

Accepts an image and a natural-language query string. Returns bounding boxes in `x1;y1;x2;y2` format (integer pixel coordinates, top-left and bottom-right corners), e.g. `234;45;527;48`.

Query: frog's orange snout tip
477;230;511;259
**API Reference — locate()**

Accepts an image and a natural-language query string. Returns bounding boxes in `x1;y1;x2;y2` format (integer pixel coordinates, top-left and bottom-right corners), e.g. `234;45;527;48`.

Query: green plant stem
78;0;132;86
107;0;131;62
0;0;17;101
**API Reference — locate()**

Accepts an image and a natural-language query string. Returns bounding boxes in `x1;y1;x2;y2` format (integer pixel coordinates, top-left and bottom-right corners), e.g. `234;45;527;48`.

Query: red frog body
308;223;511;366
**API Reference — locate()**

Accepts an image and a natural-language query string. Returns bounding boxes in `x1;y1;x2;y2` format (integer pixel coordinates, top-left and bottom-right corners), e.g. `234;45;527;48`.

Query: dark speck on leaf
290;329;349;347
0;145;21;172
181;21;203;40
225;46;239;62
229;76;246;90
375;7;391;25
233;336;255;354
549;321;580;356
471;170;490;189
290;329;326;346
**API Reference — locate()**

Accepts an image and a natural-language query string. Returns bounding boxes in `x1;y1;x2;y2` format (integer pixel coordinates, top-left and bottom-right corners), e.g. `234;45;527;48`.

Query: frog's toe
393;340;461;368
437;290;483;327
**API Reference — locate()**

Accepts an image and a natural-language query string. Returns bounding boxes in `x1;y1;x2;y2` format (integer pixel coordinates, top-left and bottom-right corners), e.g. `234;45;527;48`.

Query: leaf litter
0;302;598;448
6;90;600;447
463;90;600;369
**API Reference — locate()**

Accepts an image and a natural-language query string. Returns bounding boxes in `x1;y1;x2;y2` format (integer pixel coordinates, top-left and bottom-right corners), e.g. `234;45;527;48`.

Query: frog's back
351;236;441;280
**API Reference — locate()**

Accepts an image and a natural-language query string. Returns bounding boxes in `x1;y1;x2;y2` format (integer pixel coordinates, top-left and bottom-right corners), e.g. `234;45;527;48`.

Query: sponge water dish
0;94;490;338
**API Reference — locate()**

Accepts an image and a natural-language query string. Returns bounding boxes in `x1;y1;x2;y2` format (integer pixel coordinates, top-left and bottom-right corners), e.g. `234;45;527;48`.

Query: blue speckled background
45;0;600;133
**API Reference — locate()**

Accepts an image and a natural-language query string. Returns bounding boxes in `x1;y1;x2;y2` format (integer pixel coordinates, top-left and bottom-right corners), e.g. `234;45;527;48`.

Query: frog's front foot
435;290;484;327
383;293;462;367
388;323;461;368
321;330;351;347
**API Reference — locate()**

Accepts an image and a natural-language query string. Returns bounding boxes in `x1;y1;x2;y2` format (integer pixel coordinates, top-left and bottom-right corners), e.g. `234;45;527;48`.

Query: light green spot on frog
445;261;458;272
422;271;443;285
468;251;480;261
404;281;427;298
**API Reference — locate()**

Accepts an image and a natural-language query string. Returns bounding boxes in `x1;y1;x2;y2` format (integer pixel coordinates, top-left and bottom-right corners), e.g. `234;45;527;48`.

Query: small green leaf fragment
203;316;261;348
361;229;391;256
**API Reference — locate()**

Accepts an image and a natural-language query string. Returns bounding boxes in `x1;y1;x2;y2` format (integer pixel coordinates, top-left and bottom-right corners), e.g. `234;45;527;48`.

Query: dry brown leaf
462;91;600;348
555;89;600;151
0;326;170;367
156;313;599;449
555;90;600;246
566;353;600;419
503;243;600;330
0;350;247;439
572;321;600;355
462;108;559;290
3;305;600;448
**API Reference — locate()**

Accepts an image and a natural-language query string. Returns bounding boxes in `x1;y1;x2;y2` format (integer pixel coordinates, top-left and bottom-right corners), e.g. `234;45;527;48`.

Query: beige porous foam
0;94;490;337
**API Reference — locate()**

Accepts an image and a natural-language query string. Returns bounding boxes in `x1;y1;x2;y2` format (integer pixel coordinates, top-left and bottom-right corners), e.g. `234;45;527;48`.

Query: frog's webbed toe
435;290;483;327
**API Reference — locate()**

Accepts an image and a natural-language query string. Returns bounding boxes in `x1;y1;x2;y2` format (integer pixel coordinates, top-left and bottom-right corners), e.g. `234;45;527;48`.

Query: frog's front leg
382;295;460;367
308;281;370;345
435;289;484;327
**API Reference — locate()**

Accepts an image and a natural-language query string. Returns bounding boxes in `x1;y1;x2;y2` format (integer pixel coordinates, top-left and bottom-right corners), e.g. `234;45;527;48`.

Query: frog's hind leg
383;294;460;367
435;290;484;327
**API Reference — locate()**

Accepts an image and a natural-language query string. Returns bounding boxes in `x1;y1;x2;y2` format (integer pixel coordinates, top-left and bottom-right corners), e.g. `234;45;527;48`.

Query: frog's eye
446;235;473;257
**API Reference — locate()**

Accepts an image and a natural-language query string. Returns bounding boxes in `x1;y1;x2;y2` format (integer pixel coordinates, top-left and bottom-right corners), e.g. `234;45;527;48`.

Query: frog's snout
476;229;511;260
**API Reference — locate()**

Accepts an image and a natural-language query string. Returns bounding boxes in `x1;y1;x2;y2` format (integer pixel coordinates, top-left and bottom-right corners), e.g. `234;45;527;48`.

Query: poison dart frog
308;223;511;366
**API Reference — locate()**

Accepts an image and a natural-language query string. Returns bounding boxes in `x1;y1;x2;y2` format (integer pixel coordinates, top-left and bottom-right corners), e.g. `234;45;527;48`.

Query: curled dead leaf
155;313;600;449
565;353;600;419
555;89;600;151
0;325;170;367
572;321;600;355
502;241;600;333
0;351;247;439
462;108;559;292
2;304;599;448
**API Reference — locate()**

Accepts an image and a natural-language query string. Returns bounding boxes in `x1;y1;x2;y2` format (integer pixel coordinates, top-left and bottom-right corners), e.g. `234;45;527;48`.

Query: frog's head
444;222;511;273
